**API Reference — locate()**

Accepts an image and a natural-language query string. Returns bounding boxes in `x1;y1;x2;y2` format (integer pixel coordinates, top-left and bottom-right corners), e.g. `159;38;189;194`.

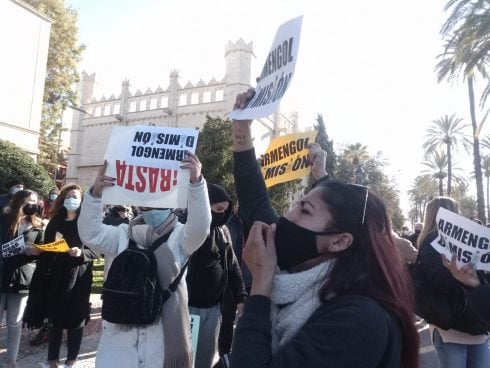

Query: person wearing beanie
187;183;247;368
0;179;24;214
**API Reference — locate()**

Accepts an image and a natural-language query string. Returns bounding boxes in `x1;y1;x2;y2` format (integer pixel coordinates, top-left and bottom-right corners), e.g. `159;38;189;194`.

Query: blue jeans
189;305;221;368
433;329;490;368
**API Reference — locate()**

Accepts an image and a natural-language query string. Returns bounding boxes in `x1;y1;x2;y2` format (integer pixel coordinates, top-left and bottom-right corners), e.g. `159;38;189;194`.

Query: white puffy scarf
270;260;335;351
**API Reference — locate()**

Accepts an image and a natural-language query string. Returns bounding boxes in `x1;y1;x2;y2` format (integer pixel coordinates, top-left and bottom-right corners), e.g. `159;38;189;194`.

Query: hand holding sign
92;160;116;198
180;151;202;184
308;143;328;181
442;254;481;288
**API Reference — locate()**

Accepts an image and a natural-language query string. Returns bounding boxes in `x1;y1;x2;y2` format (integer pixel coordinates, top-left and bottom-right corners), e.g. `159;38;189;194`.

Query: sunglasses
313;177;369;228
347;183;369;227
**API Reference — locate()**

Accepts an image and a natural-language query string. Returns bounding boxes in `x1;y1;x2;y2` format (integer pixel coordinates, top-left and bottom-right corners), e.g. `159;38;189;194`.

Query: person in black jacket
229;90;419;368
417;197;489;368
0;189;43;368
186;183;246;368
24;184;98;368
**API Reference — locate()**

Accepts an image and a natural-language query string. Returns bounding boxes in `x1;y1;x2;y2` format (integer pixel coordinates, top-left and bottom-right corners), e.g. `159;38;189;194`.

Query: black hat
207;183;231;205
6;178;23;189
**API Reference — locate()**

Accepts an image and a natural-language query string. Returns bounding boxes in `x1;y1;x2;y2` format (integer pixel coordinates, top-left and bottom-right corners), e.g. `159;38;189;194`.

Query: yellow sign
261;131;317;188
35;239;70;252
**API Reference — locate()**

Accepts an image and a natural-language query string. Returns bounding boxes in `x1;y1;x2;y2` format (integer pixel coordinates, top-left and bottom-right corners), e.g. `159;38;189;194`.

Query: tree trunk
447;144;452;196
487;175;489;221
439;177;444;196
468;76;486;223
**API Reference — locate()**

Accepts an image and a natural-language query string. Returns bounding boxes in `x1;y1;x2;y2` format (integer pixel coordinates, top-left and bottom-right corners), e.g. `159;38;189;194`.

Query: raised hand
92;161;116;198
442;254;481;288
180;151;202;183
308;143;328;180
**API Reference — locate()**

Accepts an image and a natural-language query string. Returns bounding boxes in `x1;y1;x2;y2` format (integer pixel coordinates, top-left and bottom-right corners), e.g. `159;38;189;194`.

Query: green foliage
458;195;478;220
336;148;405;229
314;114;336;176
196;116;235;198
24;0;85;170
0;140;55;196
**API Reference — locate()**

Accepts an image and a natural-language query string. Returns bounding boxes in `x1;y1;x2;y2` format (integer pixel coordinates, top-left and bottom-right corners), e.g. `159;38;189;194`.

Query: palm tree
343;143;370;183
408;175;439;222
437;0;490;222
422;150;449;196
423;113;470;195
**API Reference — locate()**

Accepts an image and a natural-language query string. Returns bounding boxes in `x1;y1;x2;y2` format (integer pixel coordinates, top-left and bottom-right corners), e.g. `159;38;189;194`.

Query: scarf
128;213;193;368
270;261;335;351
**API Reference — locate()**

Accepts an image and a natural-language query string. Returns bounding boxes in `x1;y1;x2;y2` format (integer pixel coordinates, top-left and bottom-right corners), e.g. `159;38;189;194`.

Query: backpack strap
149;232;171;252
161;259;189;304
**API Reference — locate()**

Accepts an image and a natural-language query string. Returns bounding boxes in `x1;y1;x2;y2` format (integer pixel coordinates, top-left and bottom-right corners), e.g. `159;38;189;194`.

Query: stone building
0;0;51;158
66;39;298;188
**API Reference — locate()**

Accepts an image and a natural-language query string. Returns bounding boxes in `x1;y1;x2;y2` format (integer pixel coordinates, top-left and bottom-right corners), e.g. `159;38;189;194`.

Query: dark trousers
47;327;84;361
218;289;237;355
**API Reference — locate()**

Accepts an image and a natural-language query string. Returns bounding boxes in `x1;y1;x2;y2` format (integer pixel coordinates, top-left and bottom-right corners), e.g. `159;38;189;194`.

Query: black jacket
0;214;43;294
24;212;98;329
231;295;401;368
419;231;490;334
232;149;403;367
187;224;246;308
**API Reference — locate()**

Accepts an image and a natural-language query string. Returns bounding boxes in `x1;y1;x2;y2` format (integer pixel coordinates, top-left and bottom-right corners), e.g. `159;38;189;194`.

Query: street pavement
0;295;450;367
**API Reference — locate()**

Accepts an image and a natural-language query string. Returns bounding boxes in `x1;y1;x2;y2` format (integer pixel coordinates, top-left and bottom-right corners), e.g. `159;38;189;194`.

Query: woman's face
284;187;333;232
65;189;81;200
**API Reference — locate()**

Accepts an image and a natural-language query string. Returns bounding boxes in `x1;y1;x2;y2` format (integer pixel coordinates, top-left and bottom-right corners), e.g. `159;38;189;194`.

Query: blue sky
67;0;488;218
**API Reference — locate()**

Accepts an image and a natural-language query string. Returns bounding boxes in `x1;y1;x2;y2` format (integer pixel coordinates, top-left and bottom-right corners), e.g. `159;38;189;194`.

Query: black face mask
274;216;340;271
211;211;225;227
23;203;39;216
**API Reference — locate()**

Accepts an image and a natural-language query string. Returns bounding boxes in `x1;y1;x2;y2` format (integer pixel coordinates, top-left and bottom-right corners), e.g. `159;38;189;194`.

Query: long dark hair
314;179;419;368
49;184;83;219
7;189;43;237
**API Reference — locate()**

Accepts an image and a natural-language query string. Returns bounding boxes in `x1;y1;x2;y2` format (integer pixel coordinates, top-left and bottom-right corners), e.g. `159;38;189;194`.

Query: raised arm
176;151;211;256
232;91;278;226
77;162;122;257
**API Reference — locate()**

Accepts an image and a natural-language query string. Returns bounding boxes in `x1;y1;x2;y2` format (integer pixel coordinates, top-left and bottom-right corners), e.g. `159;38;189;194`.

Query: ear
327;233;354;253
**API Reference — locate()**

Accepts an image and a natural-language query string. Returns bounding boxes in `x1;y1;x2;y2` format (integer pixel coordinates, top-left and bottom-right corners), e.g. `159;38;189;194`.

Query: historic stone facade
66;39;298;188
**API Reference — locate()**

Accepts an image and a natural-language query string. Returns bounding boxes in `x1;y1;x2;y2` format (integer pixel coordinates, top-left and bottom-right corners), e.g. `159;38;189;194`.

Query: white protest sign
229;15;303;120
1;235;26;258
102;125;199;208
431;208;490;271
189;314;200;367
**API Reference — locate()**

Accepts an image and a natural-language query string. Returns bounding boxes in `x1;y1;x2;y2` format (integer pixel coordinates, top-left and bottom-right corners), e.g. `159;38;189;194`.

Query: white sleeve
177;178;211;257
78;190;126;257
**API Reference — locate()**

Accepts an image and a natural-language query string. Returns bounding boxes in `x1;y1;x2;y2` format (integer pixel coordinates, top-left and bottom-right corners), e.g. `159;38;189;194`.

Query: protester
186;183;246;368
0;179;25;214
43;188;59;219
0;189;42;368
408;222;423;248
78;152;211;368
102;205;133;226
228;91;419;368
392;229;418;264
24;184;97;368
417;197;490;367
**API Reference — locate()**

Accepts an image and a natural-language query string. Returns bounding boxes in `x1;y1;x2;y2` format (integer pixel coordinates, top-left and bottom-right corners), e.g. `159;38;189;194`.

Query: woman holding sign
24;184;98;368
417;197;490;368
228;91;419;368
0;189;43;368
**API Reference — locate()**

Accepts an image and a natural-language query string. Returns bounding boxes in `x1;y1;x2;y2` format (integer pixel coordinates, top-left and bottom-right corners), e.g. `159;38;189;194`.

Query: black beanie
207;183;231;204
6;178;23;189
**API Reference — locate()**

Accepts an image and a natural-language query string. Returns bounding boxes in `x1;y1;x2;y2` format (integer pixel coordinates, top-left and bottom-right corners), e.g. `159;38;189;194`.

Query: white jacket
78;179;211;368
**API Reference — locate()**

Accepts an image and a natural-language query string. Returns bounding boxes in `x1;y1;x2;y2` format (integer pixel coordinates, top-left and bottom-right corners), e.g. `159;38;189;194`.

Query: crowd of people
0;92;488;368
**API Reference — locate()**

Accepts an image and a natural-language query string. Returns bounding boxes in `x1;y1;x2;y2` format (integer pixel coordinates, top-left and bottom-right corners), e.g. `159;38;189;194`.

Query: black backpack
102;233;187;326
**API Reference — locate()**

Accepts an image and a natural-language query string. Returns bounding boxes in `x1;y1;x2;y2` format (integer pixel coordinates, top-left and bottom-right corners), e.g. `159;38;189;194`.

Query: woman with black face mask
0;189;43;368
229;91;419;368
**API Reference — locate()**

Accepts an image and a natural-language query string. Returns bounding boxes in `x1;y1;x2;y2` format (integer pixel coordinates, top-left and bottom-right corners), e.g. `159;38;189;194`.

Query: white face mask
49;194;58;201
64;198;81;212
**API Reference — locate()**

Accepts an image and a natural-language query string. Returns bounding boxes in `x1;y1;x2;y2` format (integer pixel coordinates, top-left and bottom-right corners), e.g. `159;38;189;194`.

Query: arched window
215;89;224;101
203;91;211;103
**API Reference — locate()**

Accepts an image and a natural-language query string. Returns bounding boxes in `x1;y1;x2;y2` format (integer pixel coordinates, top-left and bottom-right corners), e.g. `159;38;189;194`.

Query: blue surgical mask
49;194;58;201
64;198;81;212
142;209;171;228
